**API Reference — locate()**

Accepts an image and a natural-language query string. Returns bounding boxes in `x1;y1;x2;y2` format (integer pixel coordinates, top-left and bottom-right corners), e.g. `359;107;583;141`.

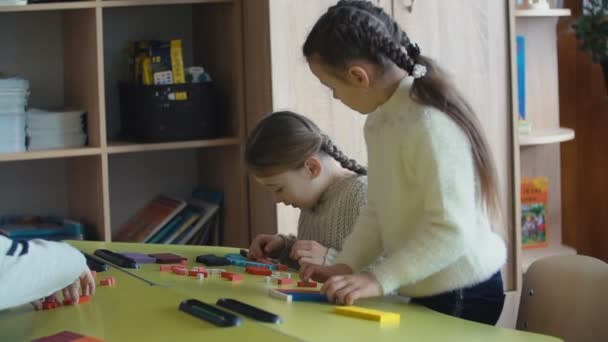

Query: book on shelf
0;215;84;241
521;177;548;249
113;195;186;243
516;35;534;135
168;198;219;245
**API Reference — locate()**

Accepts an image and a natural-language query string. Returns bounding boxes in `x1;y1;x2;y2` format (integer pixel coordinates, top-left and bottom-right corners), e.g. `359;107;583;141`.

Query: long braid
321;135;367;175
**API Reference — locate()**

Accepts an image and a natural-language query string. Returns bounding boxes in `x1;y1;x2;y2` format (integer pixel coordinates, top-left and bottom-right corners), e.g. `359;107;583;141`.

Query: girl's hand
299;263;353;283
322;272;383;305
290;240;328;266
62;266;97;305
248;234;285;259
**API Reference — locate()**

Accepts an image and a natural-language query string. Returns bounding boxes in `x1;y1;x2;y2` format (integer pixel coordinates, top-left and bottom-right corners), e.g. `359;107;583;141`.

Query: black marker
196;254;231;266
179;299;241;327
216;298;281;324
83;252;109;272
93;249;139;269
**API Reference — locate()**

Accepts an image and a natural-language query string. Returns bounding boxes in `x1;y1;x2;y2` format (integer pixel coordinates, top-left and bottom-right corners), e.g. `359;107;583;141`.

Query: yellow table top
45;241;559;342
0;260;294;341
0;241;561;342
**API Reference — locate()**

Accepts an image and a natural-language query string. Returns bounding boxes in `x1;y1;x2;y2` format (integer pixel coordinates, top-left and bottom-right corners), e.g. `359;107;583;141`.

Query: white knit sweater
334;76;506;297
280;174;367;267
0;236;85;310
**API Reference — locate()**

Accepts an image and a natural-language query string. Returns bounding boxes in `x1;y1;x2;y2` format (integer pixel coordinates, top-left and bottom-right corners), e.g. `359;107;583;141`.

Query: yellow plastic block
334;306;400;325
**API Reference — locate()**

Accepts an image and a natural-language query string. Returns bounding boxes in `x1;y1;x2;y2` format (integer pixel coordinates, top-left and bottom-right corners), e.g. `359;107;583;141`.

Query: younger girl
299;0;506;325
246;111;367;269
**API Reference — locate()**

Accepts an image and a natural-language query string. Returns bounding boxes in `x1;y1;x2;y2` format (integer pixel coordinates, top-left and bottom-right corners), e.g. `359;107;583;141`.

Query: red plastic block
64;295;90;305
277;264;288;271
73;337;105;342
297;280;317;288
189;270;200;277
246;266;273;276
221;271;234;279
277;278;294;285
33;331;83;341
100;276;116;287
173;268;188;276
42;301;58;310
149;253;187;264
226;274;243;282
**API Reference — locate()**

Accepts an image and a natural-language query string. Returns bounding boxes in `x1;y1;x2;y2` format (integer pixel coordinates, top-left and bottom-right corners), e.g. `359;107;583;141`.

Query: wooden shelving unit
0;0;268;247
513;6;577;270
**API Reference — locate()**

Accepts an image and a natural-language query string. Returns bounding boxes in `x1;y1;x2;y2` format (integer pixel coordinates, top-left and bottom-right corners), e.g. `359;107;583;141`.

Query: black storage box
119;82;217;142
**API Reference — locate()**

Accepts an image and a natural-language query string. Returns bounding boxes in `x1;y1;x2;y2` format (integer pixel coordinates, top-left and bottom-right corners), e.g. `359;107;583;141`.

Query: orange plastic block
277;264;288;271
277;278;294;285
297;280;317;288
246;266;273;276
78;295;91;304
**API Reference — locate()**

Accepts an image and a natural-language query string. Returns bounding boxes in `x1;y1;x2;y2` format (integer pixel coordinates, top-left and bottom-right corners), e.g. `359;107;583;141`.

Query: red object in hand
297;280;317;288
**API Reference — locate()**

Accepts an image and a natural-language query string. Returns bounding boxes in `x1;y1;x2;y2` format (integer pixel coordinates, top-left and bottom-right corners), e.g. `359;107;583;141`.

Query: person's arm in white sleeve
0;236;91;310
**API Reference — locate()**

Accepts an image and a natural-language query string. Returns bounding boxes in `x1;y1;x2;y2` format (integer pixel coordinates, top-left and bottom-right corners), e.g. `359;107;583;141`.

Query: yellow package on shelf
170;39;185;84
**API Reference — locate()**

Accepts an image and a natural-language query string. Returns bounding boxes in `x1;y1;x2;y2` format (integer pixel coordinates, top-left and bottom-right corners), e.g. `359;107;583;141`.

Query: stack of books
26;108;87;150
0;78;29;153
113;190;222;246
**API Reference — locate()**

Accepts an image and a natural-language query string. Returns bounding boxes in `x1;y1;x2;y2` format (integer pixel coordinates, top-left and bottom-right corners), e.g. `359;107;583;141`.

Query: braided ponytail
302;0;502;220
321;135;367;175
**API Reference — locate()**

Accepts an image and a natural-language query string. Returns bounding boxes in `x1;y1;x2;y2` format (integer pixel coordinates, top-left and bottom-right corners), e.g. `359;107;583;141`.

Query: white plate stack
0;78;29;153
26;109;87;150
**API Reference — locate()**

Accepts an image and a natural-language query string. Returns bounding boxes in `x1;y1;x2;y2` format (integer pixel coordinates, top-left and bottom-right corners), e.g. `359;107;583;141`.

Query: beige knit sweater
279;174;367;268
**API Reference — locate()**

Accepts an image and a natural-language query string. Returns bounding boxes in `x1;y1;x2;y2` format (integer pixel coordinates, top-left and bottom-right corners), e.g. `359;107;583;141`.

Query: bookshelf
512;4;577;270
0;0;272;247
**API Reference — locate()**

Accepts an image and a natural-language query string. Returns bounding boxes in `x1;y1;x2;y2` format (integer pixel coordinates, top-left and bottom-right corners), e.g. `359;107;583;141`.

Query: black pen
93;249;139;269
